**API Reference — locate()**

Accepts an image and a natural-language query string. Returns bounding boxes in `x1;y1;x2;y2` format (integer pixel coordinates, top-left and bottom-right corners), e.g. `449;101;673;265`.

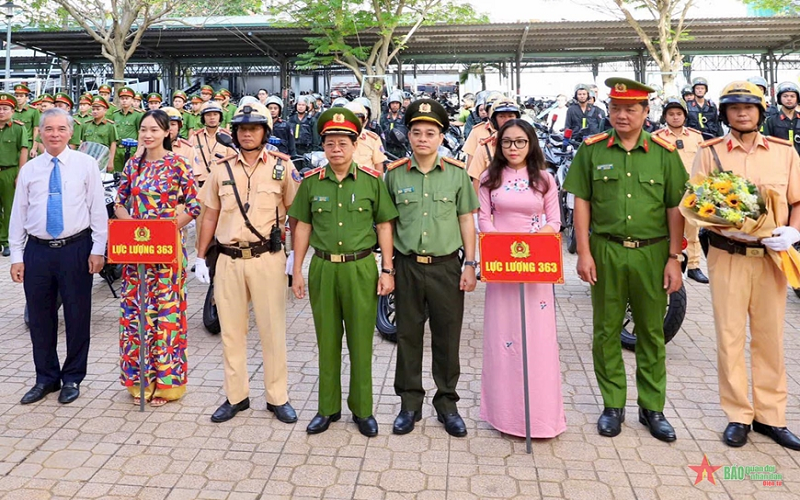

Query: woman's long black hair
480;119;547;195
141;109;172;152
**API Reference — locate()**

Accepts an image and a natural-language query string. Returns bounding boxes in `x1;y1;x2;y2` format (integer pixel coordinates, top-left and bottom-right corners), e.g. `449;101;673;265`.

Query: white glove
720;229;760;243
194;258;211;284
285;251;294;276
761;226;800;252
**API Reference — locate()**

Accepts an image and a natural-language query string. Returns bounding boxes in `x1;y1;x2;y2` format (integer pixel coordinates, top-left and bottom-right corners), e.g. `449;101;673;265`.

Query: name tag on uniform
312;196;329;202
596;164;613;170
397;187;415;194
222;180;235;186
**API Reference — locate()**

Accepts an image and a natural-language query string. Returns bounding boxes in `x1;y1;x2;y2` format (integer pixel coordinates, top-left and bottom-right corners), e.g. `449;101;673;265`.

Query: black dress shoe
306;412;341;434
20;382;61;405
639;408;677;442
597;407;625;437
210;398;250;423
353;415;379;437
687;268;709;284
393;410;422;435
723;422;750;447
753;421;800;451
437;412;467;437
267;402;298;423
1;246;10;257
58;382;80;404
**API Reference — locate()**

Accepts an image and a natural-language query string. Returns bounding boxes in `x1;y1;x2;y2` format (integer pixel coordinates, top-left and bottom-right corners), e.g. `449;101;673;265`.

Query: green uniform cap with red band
172;90;188;100
316;107;361;137
147;93;162;103
54;92;73;108
0;92;17;108
118;86;135;98
190;94;203;104
213;92;225;101
79;94;92;104
200;85;214;94
13;84;30;95
40;93;55;104
605;77;654;101
98;84;112;94
91;95;109;108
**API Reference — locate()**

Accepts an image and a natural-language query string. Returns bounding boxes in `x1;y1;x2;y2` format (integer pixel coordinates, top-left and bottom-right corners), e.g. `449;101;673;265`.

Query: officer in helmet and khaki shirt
195;102;301;424
344;100;387;172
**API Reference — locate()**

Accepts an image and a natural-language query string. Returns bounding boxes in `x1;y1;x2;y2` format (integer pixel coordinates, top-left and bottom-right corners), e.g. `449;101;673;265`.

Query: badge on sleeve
291;169;303;183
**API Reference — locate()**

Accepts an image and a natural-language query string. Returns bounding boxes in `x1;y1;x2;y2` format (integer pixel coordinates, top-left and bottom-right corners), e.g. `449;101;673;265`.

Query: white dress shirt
9;147;108;263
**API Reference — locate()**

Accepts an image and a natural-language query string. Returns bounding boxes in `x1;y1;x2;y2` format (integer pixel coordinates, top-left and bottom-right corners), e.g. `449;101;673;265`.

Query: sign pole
138;263;146;412
519;282;532;454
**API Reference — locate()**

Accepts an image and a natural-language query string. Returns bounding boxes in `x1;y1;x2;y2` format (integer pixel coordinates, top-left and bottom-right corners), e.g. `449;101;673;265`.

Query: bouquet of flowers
680;171;800;287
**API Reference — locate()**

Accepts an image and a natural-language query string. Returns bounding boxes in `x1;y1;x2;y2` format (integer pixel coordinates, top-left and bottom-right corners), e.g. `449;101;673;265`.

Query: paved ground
2;228;800;500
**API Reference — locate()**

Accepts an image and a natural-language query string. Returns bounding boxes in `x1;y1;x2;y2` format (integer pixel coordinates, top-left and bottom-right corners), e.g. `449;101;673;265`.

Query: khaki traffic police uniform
288;160;398;418
563;128;687;412
191;126;234;252
654;126;705;270
353;130;387;170
466;133;496;181
385;153;479;415
463;121;494;162
199;148;300;406
692;133;800;426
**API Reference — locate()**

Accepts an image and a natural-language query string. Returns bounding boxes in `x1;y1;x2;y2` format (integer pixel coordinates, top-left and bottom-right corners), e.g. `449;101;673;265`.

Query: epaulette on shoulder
766;136;793;147
358;165;381;178
268;149;291;161
216;152;238;164
175;138;191;148
700;137;724;148
12;120;23;126
478;135;496;146
686;127;703;135
364;130;380;140
443;156;466;169
304;166;325;179
651;134;676;152
386;158;411;171
219;127;231;135
583;132;609;146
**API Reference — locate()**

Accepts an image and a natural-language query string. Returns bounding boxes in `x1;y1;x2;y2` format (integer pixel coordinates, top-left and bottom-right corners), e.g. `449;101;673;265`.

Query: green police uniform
0;96;29;247
385;150;478;415
563;124;687;412
288;108;398;419
13;104;39;142
82;118;119;149
110;107;142;171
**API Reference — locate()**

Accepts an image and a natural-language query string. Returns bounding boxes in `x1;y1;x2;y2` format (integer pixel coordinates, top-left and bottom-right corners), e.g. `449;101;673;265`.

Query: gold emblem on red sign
134;227;151;242
510;241;530;259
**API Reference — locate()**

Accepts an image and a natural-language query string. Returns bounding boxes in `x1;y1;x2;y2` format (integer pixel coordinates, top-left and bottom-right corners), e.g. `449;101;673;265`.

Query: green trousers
0;166;18;246
113;146;129;172
394;253;464;415
308;254;378;418
590;234;668;412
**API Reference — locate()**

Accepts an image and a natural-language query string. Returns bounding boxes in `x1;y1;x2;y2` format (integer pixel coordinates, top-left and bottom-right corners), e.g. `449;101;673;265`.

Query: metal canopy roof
11;17;800;65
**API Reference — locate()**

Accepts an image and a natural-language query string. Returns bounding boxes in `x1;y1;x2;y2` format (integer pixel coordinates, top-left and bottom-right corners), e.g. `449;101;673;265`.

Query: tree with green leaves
272;0;486;113
742;0;796;14
26;0;261;97
602;0;694;92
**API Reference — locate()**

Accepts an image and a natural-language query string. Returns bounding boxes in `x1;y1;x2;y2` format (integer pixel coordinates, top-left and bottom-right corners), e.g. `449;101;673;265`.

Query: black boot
267;402;298;423
753;421;800;451
306;412;341;434
210;398;250;423
723;422;750;447
352;415;379;437
393;410;422;435
597;408;625;437
639;408;676;442
687;268;709;284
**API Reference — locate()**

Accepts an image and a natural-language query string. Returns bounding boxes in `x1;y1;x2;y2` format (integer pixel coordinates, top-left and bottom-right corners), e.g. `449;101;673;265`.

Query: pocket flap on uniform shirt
311;199;332;212
256;184;281;194
638;170;664;185
397;191;420;205
592;168;619;181
347;199;372;212
219;185;234;196
433;191;455;202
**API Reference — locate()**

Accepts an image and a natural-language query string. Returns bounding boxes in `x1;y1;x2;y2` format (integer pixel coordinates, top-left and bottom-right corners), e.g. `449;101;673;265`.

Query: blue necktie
46;157;64;239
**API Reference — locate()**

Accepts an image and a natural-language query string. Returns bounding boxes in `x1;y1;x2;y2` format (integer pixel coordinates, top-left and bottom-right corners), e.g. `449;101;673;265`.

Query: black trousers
23;233;93;386
393;252;464;414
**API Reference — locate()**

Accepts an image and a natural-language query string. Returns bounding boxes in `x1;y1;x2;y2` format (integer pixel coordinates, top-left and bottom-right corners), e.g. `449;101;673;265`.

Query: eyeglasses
500;139;529;149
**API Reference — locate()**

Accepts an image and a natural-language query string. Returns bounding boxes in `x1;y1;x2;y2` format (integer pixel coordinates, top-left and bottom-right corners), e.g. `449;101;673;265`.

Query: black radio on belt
268;207;282;253
675;139;684;150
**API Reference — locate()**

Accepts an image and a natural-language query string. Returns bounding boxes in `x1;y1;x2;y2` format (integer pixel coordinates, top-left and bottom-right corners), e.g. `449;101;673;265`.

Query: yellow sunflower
698;202;716;217
712;180;733;195
683;193;697;208
725;193;740;209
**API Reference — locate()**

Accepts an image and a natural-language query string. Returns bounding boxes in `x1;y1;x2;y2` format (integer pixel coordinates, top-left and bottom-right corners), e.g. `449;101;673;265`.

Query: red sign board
107;219;180;265
479;233;565;284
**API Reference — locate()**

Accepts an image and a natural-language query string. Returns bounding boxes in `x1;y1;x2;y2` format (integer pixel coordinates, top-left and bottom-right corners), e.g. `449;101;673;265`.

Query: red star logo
688;455;722;485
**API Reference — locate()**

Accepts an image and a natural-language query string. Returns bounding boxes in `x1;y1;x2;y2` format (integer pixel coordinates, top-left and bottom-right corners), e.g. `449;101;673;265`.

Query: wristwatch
381;268;396;276
669;253;685;263
463;260;479;269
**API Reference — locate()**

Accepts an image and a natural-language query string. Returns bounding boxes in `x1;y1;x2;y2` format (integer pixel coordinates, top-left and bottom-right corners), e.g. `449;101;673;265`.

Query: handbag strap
222;160;268;242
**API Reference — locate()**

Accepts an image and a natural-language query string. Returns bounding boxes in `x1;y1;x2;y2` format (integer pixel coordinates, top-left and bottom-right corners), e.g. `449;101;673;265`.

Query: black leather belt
707;231;766;257
401;250;459;265
314;249;372;263
219;241;272;259
0;165;17;171
599;234;668;249
29;228;91;248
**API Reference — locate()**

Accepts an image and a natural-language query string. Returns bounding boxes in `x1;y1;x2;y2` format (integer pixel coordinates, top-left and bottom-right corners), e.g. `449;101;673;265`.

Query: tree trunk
112;58;126;104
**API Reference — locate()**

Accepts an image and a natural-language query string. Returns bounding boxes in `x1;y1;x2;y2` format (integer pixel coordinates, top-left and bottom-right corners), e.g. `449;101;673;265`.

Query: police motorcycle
542;127;579;254
24;140;126;328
